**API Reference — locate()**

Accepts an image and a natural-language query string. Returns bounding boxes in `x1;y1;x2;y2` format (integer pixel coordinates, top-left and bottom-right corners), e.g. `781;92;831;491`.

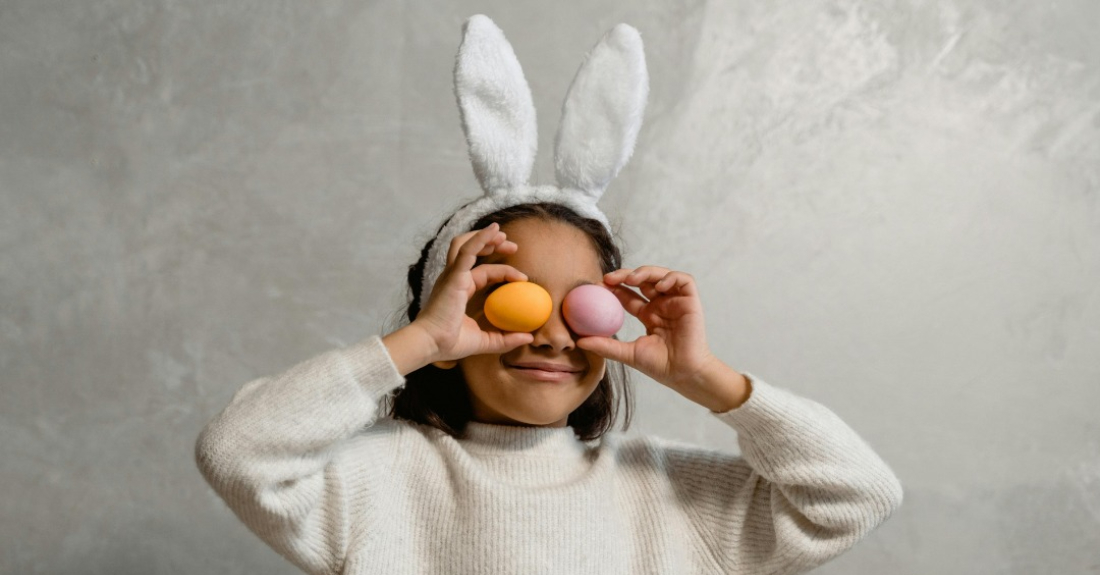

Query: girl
195;16;903;575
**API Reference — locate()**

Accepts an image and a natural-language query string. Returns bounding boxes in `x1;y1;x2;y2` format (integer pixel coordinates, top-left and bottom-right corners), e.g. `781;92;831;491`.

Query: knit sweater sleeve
664;373;904;575
194;335;405;575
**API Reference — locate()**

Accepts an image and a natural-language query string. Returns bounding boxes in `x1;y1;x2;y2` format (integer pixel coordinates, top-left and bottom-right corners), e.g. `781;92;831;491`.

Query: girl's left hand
576;266;721;391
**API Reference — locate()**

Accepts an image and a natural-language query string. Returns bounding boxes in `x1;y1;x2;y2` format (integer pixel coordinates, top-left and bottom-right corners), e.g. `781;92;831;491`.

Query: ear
432;360;458;370
554;24;649;199
454;15;538;193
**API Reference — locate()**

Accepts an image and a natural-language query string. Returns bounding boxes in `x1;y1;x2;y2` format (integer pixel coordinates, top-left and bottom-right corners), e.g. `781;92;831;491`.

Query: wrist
679;355;752;413
382;322;441;376
408;320;443;361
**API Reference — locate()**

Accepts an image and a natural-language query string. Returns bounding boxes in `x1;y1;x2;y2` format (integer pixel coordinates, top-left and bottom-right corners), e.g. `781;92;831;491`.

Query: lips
507;361;583;373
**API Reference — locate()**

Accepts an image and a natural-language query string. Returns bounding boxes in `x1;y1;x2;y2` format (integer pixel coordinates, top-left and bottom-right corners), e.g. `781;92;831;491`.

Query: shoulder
599;430;745;475
595;432;754;514
357;416;471;464
337;416;434;467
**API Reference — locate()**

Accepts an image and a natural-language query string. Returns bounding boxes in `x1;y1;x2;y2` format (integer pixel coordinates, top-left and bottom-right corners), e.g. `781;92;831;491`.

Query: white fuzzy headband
419;14;649;306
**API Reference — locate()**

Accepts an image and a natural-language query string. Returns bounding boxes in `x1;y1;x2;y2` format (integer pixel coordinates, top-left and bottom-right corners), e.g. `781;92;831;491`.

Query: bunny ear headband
418;14;649;306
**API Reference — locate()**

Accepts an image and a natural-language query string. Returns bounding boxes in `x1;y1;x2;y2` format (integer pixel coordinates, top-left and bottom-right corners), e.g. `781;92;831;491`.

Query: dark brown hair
381;202;634;441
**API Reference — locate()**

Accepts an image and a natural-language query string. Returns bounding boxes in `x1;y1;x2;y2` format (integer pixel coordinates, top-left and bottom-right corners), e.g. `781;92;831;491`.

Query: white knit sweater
195;335;903;575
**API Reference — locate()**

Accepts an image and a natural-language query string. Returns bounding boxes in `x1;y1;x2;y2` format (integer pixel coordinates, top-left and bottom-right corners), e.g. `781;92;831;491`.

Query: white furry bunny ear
554;24;649;199
453;15;538;192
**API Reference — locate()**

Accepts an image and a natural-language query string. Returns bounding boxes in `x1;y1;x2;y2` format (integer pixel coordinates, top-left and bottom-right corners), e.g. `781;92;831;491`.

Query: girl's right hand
413;223;535;365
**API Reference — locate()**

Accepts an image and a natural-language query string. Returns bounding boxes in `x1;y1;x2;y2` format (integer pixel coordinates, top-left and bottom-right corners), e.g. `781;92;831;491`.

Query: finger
638;282;660;301
652;293;701;318
472;236;518;258
654;271;698;296
624;269;696;301
483;331;535;353
602;268;635;286
469;264;528;289
489;239;519;255
446;230;480;265
621;266;673;287
448;223;501;269
446;224;503;265
576;336;635;365
608;284;649;318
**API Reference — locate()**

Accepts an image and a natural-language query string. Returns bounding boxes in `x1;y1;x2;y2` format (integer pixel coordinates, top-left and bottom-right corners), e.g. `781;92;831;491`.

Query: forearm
676;355;753;413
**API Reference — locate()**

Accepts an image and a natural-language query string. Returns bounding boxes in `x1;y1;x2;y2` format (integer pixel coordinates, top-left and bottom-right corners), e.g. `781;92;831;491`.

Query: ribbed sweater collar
460;421;591;459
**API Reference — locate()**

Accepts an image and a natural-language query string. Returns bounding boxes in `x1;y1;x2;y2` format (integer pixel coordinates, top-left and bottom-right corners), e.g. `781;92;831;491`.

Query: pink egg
563;284;624;337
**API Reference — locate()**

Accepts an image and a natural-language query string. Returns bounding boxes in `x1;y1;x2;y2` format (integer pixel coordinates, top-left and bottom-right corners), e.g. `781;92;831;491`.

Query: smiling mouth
506;364;583;382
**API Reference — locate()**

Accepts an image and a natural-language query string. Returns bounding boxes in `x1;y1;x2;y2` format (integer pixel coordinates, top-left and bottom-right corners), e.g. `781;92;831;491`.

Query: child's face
457;217;608;428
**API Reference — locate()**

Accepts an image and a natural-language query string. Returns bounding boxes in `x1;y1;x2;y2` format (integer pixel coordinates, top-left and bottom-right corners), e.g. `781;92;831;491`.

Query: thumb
577;336;634;365
484;332;535;354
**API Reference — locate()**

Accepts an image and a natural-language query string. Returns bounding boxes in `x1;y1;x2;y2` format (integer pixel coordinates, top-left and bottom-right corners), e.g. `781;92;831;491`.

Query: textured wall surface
2;0;1098;573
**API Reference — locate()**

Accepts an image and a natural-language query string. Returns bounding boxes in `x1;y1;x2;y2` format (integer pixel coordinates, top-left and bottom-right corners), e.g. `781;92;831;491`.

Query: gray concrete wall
2;1;1098;573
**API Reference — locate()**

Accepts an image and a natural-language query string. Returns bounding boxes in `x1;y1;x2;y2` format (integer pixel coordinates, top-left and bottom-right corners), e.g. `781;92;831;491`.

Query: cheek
585;354;607;381
459;355;500;385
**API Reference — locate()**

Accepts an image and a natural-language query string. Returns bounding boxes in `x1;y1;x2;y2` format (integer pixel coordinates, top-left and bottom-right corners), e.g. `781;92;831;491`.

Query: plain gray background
3;0;1098;573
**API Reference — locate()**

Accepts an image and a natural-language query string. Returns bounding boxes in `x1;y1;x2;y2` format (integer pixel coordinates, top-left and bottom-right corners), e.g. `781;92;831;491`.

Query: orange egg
484;281;553;332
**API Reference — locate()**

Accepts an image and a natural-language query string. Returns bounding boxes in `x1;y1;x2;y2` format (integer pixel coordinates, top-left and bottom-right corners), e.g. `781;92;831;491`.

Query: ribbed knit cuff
339;334;407;399
708;372;794;435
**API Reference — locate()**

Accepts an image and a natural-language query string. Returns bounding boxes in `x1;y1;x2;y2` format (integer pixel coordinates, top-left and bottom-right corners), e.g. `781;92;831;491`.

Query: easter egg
484;281;553;332
563;284;624;337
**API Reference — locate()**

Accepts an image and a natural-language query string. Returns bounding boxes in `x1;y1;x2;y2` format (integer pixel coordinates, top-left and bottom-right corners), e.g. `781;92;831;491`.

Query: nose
530;305;576;351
